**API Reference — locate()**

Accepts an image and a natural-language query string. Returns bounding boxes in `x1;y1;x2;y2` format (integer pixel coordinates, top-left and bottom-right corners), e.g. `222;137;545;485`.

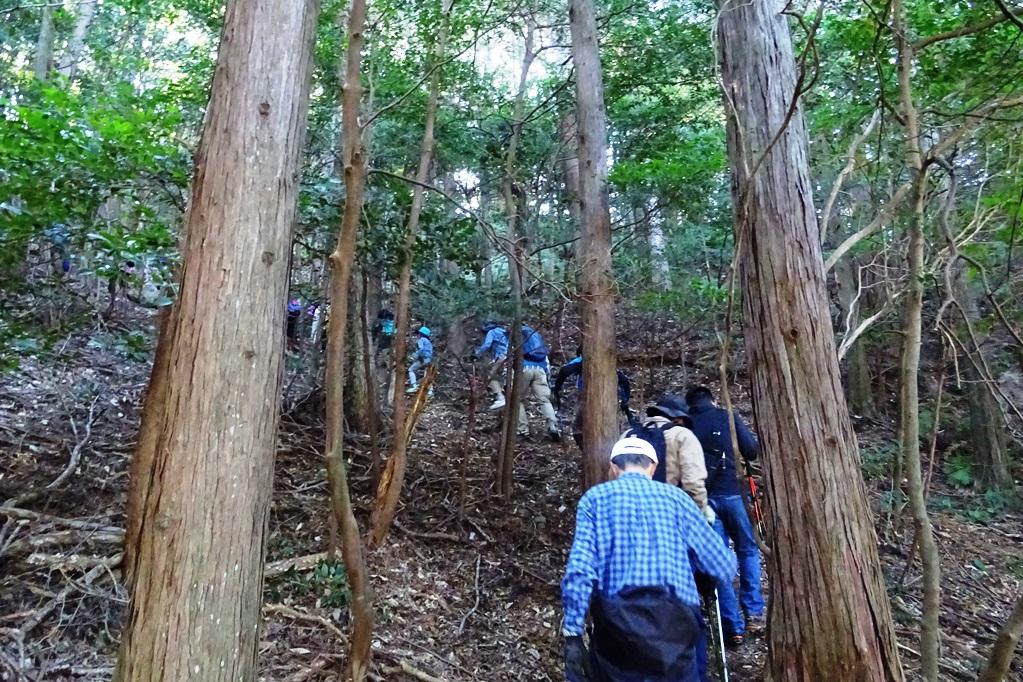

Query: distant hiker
621;395;714;524
562;438;736;682
517;324;559;440
373;307;396;351
474;321;509;410
553;347;632;449
685;385;765;646
286;297;302;341
406;326;434;394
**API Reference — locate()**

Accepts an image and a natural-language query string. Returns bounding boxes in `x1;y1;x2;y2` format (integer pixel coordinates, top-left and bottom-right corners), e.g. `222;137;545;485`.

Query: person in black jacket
685;385;765;646
553;347;631;449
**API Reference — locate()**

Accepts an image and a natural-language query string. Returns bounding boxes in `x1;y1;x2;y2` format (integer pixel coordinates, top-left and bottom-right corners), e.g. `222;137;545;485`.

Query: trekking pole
712;589;730;682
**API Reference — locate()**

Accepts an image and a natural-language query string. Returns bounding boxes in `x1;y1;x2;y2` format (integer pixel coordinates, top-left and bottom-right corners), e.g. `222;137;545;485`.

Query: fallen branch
6;529;123;556
262;603;347;643
393;520;460;543
381;661;447;682
264;552;329;578
456;554;482;635
0;507;121;534
46;397;100;491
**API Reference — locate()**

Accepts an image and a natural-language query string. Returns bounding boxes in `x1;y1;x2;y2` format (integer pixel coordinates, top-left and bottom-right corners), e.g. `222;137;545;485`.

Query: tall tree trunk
56;0;99;81
33;5;55;80
569;0;618;490
893;2;941;677
958;277;1013;491
324;0;374;677
976;592;1023;682
558;111;583;270
646;198;671;290
369;0;453;547
495;20;535;498
346;267;371;432
114;1;318;679
715;2;904;680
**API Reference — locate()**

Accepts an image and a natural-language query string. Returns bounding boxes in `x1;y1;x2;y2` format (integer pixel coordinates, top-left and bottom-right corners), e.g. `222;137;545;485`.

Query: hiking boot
488;397;506;411
405;385;418;394
547;427;562;442
746;614;766;634
726;633;745;648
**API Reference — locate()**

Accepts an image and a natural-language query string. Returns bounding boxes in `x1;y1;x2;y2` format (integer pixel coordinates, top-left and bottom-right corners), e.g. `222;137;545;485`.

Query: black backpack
623;419;674;484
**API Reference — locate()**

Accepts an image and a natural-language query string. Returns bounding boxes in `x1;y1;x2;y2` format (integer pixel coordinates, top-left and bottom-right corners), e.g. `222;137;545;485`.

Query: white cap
610;437;658;465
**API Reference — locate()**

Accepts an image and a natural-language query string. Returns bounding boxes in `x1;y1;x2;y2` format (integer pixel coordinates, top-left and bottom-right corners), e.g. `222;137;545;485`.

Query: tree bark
558;111;582;271
324;0;374;677
892;2;941;677
646;198;671;290
56;0;98;81
569;0;619;490
114;0;319;679
346;268;371;433
33;4;55;80
369;0;453;547
976;592;1023;682
715;1;904;680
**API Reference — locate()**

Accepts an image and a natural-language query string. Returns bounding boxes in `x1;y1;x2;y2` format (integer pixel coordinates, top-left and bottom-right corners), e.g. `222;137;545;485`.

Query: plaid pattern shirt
561;472;737;636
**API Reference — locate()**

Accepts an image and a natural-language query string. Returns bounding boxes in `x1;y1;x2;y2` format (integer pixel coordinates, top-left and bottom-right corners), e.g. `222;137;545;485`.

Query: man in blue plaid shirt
562;437;736;681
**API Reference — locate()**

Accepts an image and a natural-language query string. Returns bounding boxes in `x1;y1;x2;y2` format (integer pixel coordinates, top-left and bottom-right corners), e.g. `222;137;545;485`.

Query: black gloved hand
619;400;629;413
694;572;717;601
564;635;589;682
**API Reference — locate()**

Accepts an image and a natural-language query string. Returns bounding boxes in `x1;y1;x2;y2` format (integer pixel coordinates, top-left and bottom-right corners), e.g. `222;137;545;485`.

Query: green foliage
943;454;974;488
860;440;899;480
265;559;350;608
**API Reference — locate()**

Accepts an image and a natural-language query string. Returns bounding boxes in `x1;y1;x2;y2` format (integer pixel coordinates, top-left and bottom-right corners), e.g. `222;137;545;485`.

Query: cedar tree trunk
115;1;318;679
716;1;905;679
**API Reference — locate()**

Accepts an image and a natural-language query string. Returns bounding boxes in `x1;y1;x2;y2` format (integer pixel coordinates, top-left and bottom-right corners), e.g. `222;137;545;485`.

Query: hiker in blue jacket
685;385;765;646
475;321;509;410
517;325;559;440
406;326;434;395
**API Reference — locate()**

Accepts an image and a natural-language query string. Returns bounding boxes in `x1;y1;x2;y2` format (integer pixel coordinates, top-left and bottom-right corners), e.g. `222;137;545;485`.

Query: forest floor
0;314;1021;681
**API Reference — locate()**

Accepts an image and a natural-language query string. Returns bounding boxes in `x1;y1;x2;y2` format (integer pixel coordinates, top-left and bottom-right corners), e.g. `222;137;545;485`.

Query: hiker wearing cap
562;438;736;682
621;395;714;524
406;326;434;394
474;321;509;410
553;347;632;449
685;385;765;646
516;324;560;441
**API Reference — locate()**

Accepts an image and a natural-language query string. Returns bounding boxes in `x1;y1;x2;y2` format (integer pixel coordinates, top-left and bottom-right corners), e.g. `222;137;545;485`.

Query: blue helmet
417;326;431;337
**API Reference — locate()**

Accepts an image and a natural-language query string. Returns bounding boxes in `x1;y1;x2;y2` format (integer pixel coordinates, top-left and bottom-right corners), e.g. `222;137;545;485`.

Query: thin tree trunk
716;1;904;680
114;1;319;679
369;0;453;547
893;2;941;677
360;269;381;481
647;198;671;290
56;0;98;81
835;257;875;417
33;5;55;80
495;21;535;497
558;111;582;271
976;592;1023;682
569;0;618;490
324;0;374;677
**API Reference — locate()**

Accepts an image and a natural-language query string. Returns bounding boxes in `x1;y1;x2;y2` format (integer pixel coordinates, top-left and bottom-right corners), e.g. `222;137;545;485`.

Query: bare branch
820;109;881;242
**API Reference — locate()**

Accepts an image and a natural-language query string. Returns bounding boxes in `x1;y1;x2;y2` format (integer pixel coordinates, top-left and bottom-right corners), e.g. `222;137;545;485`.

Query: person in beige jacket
620;395;715;524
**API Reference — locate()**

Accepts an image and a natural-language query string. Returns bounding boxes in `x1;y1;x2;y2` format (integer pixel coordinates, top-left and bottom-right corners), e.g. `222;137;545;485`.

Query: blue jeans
709;494;766;637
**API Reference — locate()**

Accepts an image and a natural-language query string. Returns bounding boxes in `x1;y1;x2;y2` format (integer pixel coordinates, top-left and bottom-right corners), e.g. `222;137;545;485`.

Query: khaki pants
517;365;557;434
487;357;507;398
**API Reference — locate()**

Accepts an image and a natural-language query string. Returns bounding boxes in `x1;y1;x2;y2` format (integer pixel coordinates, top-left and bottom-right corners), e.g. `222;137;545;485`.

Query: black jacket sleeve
733;414;760;462
553;362;581;405
616;370;631;406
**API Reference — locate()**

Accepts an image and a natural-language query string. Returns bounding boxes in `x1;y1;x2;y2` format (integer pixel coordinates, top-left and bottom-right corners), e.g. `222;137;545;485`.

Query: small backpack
521;325;549;362
380;319;395;337
623;419;674;484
